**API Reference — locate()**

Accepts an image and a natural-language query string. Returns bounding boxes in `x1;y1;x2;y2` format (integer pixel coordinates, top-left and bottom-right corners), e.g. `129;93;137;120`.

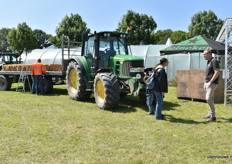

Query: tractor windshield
0;54;18;64
99;36;128;56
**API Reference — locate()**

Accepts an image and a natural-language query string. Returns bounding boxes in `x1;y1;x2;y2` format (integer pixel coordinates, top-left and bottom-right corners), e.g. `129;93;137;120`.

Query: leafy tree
188;10;223;40
151;29;192;44
170;31;193;44
0;28;11;51
7;22;37;54
151;29;173;44
33;29;52;49
118;10;157;45
52;13;89;46
49;36;60;47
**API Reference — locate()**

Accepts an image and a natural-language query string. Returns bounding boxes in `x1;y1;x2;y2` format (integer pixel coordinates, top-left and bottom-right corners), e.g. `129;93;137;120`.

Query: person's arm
208;60;220;85
157;69;166;95
209;69;220;84
42;64;47;74
160;70;168;96
31;65;34;75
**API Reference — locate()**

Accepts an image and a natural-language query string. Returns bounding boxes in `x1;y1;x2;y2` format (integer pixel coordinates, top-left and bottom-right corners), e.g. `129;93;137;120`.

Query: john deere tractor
66;31;145;109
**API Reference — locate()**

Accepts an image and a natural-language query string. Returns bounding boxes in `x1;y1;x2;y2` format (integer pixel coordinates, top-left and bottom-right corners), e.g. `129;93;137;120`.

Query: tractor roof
88;31;127;37
0;52;19;56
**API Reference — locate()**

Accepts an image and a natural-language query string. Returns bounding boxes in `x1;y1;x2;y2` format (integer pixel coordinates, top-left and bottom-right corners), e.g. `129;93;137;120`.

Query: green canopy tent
160;35;225;55
160;35;225;69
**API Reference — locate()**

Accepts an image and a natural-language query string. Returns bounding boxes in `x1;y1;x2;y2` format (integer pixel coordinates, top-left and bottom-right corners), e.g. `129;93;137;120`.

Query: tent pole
166;55;168;76
188;52;191;70
199;52;200;69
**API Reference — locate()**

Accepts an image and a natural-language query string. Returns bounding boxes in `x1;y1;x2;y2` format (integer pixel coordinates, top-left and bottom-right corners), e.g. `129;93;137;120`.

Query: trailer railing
61;37;82;75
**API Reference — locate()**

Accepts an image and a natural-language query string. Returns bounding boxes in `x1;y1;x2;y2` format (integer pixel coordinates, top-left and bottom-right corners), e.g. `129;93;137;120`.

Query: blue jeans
31;76;36;94
146;94;154;114
155;91;163;119
35;76;44;95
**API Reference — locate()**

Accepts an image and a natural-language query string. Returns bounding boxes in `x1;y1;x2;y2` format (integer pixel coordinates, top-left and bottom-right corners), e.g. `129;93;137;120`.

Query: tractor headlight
136;74;142;79
130;67;144;73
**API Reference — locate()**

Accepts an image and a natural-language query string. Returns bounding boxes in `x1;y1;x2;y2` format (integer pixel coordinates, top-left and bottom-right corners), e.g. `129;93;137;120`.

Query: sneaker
202;115;211;119
207;117;216;122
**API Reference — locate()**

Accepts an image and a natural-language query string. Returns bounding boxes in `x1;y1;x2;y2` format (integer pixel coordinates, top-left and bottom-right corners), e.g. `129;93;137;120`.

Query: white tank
24;48;82;64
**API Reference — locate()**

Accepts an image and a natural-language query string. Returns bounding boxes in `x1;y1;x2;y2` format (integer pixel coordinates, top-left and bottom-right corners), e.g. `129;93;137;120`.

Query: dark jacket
154;66;168;93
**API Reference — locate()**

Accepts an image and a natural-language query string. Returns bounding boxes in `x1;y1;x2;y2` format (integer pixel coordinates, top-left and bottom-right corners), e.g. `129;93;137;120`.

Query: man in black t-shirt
203;50;220;122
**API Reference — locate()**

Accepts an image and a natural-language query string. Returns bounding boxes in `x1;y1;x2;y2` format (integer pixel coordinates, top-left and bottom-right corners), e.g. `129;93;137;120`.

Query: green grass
0;84;232;164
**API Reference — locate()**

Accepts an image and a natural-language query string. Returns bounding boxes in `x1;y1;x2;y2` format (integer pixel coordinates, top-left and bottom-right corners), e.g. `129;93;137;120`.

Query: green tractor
66;31;146;109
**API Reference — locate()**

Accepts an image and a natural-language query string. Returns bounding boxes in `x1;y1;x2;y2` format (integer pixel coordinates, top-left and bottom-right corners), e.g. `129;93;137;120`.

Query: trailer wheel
0;75;12;91
45;76;53;94
24;77;32;92
94;73;120;109
66;61;90;100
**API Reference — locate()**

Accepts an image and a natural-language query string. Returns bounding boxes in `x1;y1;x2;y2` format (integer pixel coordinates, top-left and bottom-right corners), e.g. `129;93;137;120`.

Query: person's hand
205;82;212;89
162;92;165;96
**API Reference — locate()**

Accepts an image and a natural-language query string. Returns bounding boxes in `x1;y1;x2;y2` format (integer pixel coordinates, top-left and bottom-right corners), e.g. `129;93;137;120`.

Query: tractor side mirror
82;32;89;41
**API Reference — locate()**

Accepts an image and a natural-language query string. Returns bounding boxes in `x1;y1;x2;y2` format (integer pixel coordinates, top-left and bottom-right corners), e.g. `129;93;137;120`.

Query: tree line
0;10;223;54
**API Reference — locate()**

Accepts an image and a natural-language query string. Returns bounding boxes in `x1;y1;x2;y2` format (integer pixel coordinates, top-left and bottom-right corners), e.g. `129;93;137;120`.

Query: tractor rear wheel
0;75;12;91
94;73;120;109
66;61;90;100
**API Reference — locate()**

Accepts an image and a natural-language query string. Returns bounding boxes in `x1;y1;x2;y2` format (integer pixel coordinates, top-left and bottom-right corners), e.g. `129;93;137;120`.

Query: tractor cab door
84;37;96;74
98;36;117;69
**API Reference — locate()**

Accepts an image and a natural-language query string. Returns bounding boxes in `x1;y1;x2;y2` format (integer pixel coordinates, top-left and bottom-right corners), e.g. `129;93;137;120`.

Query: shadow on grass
178;98;207;104
110;95;140;113
163;101;180;111
111;95;180;113
165;114;208;124
47;87;68;96
218;117;232;123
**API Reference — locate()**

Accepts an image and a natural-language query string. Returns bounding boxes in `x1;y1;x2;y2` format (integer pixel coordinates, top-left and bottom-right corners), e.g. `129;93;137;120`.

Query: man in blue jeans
154;58;169;120
31;59;47;95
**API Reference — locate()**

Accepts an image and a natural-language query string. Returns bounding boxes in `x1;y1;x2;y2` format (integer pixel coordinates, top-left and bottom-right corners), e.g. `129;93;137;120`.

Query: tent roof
160;35;225;55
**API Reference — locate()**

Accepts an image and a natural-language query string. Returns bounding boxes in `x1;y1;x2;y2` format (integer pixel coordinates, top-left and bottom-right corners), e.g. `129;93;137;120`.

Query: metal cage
224;19;232;106
217;18;232;106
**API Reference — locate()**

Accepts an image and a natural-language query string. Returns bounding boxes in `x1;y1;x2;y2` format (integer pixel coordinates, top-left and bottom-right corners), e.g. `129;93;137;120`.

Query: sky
0;0;231;35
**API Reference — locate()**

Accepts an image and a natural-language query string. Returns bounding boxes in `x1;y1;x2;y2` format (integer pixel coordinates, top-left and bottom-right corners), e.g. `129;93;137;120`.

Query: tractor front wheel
94;73;120;109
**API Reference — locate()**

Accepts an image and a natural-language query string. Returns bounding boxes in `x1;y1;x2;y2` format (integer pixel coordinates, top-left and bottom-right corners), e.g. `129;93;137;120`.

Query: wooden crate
176;70;224;103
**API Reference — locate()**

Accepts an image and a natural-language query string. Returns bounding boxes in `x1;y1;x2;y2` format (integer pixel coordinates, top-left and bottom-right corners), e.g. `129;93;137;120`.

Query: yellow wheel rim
96;80;105;103
69;69;78;93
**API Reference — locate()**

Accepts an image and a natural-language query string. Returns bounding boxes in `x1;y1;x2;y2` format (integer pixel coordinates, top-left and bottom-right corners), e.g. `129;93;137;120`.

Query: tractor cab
0;52;19;70
82;31;129;72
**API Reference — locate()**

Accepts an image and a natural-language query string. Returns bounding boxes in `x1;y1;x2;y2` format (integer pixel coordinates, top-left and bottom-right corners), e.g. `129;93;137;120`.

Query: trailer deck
0;71;64;76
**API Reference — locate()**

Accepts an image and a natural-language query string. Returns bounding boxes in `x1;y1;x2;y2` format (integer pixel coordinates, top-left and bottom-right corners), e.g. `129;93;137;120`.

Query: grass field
0;84;232;164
